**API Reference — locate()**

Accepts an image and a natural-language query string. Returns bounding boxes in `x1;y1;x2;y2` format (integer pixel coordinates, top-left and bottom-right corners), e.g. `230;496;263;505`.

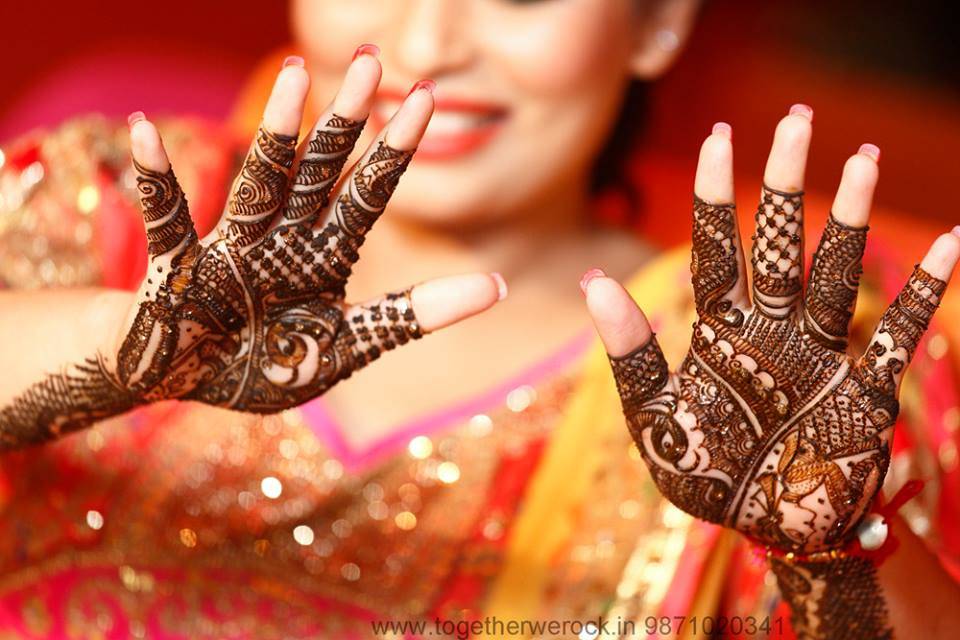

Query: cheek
291;0;397;73
478;0;631;94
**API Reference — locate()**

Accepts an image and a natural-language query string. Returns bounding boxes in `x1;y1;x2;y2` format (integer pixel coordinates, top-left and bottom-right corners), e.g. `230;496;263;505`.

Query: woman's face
291;0;694;228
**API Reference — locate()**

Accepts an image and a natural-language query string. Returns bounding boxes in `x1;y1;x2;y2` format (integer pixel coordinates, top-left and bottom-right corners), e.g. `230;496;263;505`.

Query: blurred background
1;0;957;227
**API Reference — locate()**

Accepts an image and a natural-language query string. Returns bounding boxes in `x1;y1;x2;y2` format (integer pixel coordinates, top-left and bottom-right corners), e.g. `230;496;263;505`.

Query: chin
387;172;516;230
388;199;495;230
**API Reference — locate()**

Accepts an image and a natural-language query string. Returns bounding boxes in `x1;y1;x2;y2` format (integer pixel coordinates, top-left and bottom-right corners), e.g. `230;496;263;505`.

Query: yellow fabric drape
484;247;708;635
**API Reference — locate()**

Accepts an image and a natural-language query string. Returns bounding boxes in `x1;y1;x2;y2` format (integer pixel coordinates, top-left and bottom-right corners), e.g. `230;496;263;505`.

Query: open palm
109;55;499;415
122;117;417;412
587;113;957;553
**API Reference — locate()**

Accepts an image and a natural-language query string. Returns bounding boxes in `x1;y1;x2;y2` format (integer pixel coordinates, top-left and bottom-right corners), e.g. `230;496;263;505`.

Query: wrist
768;552;891;640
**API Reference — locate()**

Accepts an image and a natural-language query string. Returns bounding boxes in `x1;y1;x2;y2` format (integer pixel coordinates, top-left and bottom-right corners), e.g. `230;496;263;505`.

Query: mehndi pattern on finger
134;161;197;257
333;142;414;240
222;126;297;248
284;115;365;226
858;265;946;394
616;210;946;553
691;195;744;327
305;141;415;292
752;185;804;319
803;214;867;349
344;289;423;369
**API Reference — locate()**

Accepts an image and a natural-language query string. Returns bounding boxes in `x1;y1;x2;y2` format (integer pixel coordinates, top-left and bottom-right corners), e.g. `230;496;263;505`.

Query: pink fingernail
127;111;146;129
712;122;732;139
789;103;814;121
283;55;305;69
858;143;881;163
579;268;607;295
491;273;508;301
352;44;380;61
951;225;960;238
407;79;436;97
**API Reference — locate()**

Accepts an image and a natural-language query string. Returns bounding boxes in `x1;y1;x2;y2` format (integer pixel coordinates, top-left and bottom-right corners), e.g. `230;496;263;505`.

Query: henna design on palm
126;117;419;412
0;114;422;446
611;187;947;553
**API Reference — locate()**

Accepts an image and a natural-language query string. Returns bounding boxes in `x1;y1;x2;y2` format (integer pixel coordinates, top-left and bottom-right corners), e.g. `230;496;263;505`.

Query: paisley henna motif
0;121;421;449
219;127;298;248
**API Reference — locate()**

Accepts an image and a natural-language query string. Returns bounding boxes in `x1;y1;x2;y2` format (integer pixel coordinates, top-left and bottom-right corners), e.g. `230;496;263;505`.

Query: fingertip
262;64;311;136
410;272;500;332
711;121;732;139
920;232;960;282
831;153;879;228
332;53;382;121
843;150;880;184
490;272;508;301
764;113;813;192
695;132;735;204
129;117;170;173
584;276;652;357
788;103;814;121
777;111;814;140
858;143;881;163
384;82;435;150
127;111;146;128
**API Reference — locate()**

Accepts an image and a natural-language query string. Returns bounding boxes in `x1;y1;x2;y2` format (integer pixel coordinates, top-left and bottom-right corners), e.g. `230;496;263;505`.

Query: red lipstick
372;88;508;161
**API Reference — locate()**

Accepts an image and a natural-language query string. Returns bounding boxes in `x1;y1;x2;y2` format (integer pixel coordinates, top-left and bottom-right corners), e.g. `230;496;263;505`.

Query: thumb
582;270;654;357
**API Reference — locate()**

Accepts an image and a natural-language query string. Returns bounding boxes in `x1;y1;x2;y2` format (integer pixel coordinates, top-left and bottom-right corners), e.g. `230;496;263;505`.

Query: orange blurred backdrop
1;0;958;226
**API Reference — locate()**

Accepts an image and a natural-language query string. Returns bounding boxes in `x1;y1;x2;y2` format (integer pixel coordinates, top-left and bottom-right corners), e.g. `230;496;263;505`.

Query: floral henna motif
771;554;891;640
612;190;947;554
0;118;421;449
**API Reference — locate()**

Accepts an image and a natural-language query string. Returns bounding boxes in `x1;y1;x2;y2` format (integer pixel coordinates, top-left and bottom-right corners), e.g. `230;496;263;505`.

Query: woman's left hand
584;110;960;553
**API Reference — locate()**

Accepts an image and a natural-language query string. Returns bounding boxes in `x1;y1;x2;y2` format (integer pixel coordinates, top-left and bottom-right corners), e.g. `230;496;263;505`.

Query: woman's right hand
1;48;504;446
119;51;504;412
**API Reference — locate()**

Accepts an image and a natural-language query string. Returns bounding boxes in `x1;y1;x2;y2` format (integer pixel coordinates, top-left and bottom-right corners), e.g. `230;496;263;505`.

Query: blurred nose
393;0;472;78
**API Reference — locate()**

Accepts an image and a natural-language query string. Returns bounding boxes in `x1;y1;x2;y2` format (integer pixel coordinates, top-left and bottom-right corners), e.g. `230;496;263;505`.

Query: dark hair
589;80;648;225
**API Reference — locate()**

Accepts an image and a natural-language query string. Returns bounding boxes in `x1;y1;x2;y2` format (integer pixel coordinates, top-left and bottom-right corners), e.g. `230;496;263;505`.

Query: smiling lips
372;89;508;160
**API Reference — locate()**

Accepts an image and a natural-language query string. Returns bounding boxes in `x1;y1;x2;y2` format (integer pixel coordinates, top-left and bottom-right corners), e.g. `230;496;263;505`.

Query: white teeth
425;111;491;135
374;102;496;136
376;100;402;117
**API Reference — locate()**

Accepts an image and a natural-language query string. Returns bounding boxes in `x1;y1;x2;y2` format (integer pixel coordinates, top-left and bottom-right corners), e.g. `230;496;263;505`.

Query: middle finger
751;105;813;320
